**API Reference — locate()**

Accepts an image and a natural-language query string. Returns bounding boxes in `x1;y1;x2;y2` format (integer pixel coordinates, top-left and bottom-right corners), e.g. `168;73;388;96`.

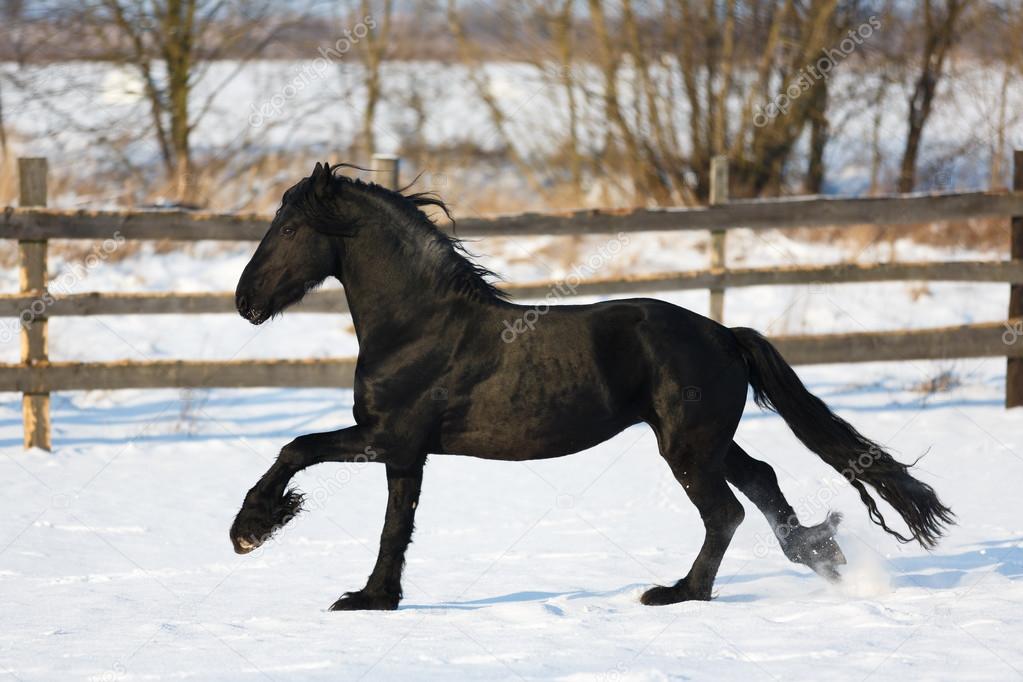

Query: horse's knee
279;438;309;469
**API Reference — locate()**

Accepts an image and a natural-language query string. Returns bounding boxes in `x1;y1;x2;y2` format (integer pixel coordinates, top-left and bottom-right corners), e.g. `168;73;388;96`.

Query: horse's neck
337;223;452;347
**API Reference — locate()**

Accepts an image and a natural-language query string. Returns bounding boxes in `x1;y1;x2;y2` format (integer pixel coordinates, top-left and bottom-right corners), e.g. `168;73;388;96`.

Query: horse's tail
731;326;953;548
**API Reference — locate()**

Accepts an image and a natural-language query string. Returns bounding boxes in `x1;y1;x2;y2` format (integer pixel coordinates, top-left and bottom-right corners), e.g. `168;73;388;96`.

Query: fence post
1008;150;1023;408
708;155;728;323
372;153;401;190
18;158;51;449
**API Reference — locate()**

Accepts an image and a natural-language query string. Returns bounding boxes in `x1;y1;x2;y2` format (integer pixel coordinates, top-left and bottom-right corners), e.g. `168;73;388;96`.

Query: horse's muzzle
235;294;267;325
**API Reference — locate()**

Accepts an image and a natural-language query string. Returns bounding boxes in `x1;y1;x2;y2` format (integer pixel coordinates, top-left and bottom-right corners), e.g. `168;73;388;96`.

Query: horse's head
236;162;351;324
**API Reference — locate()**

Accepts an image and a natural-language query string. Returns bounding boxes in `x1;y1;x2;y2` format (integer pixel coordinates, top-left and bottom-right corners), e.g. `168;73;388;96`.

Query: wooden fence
3;153;1023;450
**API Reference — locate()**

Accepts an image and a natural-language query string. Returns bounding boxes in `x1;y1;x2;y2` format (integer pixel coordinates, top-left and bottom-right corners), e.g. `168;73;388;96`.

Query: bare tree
897;0;969;193
804;78;829;193
356;0;392;161
653;0;854;199
0;0;21;157
493;0;862;204
733;0;846;195
586;0;650;199
532;0;584;193
86;0;287;204
0;0;74;158
980;1;1023;189
446;0;549;196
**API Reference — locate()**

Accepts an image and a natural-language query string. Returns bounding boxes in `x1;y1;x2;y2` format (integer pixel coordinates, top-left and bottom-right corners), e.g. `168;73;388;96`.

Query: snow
2;230;1023;680
5;59;1023;199
3;364;1023;680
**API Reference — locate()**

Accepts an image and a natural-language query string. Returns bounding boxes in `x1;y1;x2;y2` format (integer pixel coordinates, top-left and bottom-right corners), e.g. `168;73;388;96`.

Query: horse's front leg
229;425;377;554
330;462;424;611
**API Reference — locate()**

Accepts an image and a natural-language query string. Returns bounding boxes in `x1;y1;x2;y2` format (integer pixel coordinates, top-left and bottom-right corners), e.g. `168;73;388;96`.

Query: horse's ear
311;161;332;197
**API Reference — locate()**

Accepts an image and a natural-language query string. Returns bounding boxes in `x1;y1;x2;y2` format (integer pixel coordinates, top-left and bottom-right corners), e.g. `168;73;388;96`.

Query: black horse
230;162;953;610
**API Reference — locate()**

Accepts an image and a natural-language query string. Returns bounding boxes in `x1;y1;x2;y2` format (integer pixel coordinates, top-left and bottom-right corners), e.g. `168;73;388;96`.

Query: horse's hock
2;153;1023;450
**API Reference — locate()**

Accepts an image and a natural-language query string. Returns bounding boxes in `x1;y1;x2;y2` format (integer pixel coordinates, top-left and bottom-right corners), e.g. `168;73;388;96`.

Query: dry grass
777;217;1011;255
0;150;1013;267
910;369;963;396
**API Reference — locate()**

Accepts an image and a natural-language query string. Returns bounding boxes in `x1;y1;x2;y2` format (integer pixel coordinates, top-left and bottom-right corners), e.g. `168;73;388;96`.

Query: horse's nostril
236;295;248;312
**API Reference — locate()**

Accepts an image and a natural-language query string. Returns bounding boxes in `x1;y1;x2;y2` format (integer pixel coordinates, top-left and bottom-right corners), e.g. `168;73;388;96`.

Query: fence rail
2;260;1023;318
3;152;1023;449
5;189;1023;241
1;321;1019;394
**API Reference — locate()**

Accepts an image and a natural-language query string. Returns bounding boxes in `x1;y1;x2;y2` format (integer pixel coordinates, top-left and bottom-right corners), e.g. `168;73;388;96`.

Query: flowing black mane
288;164;508;303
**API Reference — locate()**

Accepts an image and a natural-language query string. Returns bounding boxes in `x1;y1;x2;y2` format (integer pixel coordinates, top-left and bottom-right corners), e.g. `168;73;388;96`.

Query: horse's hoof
234;536;260;554
640;579;710;606
782;511;846;583
810;553;845;583
329;590;400;611
806;539;846;583
229;488;304;554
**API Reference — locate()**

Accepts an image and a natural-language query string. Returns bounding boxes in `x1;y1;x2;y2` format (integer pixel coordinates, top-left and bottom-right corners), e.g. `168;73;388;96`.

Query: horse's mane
400;191;510;303
291;164;508;303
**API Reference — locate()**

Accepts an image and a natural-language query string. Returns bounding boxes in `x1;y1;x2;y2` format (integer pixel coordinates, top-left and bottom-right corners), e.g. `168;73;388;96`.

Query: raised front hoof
640;579;711;606
782;511;847;583
329;590;400;611
229;488;304;554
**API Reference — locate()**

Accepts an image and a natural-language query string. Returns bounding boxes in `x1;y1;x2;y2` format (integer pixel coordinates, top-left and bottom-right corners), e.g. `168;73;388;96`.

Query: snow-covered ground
2;233;1023;680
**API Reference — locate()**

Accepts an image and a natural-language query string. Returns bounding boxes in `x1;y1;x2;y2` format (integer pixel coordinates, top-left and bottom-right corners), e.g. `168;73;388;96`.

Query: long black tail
732;327;954;548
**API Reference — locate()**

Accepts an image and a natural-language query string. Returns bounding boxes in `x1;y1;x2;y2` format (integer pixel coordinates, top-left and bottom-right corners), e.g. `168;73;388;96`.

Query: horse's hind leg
725;442;845;581
642;430;745;605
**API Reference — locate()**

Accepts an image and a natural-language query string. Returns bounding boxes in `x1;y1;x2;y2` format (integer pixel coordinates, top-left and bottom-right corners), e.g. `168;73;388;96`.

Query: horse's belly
437;308;648;460
438;396;639;460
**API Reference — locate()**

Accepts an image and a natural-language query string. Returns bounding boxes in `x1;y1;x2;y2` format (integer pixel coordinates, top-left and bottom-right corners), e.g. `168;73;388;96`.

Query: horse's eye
281;225;296;236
